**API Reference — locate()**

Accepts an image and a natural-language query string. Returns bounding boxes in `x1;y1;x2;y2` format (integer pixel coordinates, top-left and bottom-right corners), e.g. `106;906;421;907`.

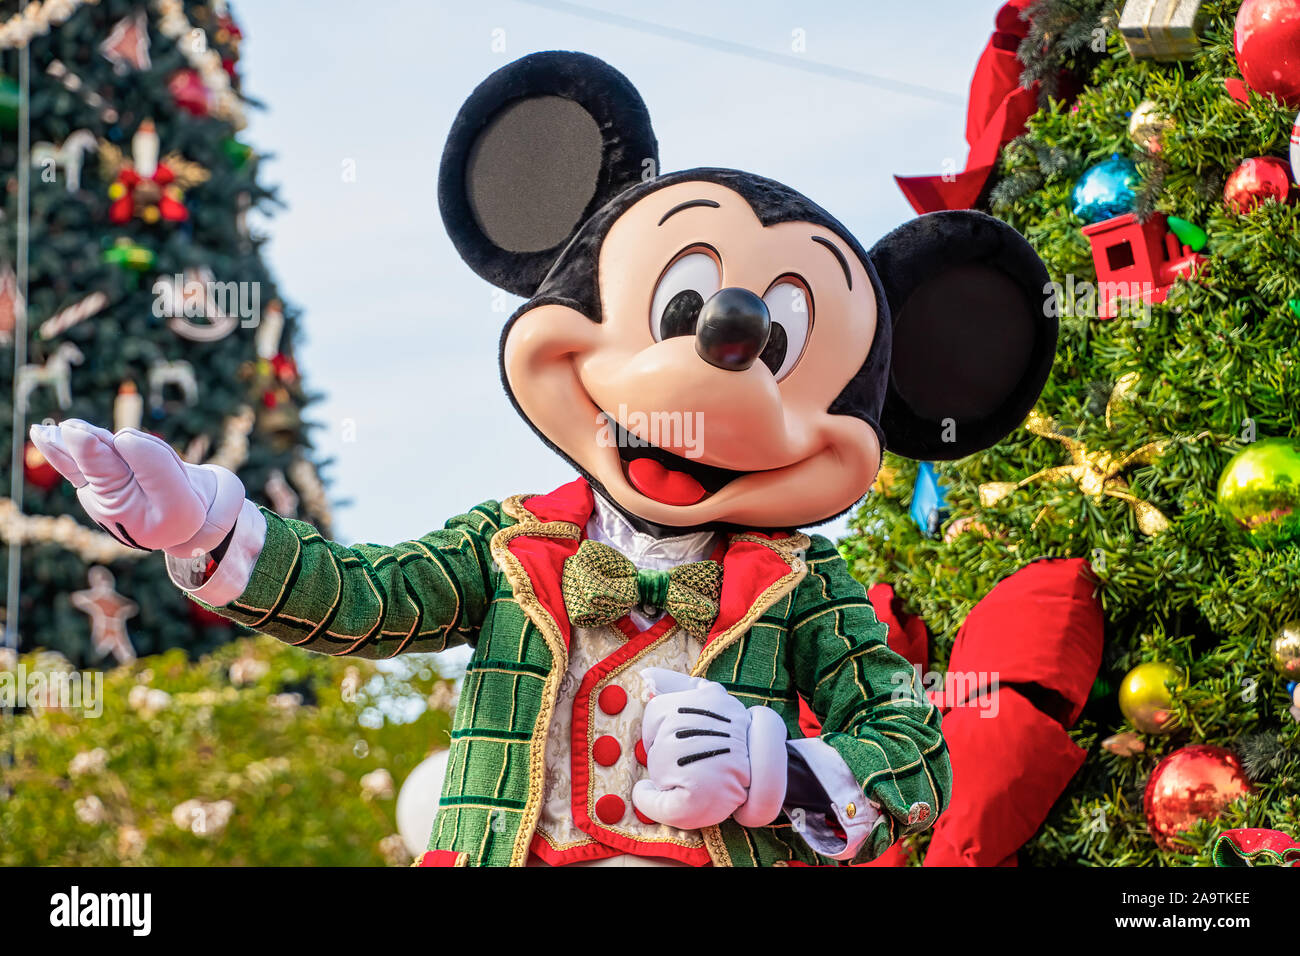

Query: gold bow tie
561;539;723;640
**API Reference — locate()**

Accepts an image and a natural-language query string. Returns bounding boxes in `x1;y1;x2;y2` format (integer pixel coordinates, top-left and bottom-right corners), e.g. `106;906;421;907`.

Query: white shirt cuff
165;499;267;607
785;736;882;861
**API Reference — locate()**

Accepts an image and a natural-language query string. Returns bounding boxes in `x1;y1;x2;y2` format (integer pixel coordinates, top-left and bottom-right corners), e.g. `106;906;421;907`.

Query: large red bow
800;559;1104;867
894;0;1042;214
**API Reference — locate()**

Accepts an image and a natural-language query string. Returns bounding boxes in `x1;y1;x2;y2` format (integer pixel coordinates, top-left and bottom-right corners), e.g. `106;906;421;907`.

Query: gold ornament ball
1119;661;1182;734
1129;100;1172;152
1216;438;1300;547
1272;622;1300;680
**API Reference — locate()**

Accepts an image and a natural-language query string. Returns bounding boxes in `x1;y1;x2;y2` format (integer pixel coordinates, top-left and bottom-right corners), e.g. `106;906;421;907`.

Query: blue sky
239;0;1003;545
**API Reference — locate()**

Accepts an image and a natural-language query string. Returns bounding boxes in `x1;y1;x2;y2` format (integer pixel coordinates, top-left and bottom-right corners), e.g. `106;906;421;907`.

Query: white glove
29;419;245;560
632;667;789;831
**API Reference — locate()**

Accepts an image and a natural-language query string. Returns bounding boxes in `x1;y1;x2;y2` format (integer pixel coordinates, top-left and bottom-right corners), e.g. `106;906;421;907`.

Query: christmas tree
0;0;330;666
847;0;1300;864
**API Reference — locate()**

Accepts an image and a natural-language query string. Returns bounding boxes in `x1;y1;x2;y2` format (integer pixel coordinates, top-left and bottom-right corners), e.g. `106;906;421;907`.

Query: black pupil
759;322;788;376
660;290;703;339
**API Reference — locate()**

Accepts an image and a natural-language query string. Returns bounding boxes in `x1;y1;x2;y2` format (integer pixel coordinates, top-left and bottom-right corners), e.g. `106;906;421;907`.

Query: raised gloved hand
28;419;245;560
632;667;789;830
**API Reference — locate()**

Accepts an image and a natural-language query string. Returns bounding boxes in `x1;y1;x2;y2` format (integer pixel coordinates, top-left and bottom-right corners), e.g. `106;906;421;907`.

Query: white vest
530;496;718;866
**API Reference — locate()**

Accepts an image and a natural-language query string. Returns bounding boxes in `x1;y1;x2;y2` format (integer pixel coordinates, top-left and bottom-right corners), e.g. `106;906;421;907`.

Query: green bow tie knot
561;539;723;640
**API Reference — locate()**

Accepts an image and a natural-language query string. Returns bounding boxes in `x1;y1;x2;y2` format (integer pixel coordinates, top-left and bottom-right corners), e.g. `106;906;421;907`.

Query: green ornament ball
1119;661;1182;734
1216;438;1300;547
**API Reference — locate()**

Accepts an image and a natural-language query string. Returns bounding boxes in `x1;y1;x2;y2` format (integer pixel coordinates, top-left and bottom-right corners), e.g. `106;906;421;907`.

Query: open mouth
602;414;746;507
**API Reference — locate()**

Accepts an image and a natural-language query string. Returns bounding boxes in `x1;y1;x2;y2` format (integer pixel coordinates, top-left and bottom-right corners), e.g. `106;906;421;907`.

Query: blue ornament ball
1071;156;1140;223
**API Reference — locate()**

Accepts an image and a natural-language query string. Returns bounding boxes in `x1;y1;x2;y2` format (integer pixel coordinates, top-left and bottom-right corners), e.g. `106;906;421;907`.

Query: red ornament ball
1235;0;1300;107
1224;156;1294;213
1143;745;1252;852
24;441;61;490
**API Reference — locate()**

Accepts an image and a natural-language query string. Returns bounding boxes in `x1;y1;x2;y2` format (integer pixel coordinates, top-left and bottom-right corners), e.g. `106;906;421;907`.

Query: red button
598;685;627;715
595;794;625;825
634;807;656;826
634;740;648;766
593;735;621;766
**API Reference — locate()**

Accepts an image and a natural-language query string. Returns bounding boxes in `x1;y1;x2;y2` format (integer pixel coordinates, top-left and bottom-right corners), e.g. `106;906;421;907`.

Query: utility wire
513;0;964;106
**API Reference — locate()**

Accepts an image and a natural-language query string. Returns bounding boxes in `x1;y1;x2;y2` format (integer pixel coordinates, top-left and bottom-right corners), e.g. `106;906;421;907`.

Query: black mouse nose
695;287;771;371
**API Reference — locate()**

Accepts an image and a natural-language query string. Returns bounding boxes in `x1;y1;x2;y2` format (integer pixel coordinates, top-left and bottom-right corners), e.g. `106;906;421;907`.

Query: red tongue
627;458;707;506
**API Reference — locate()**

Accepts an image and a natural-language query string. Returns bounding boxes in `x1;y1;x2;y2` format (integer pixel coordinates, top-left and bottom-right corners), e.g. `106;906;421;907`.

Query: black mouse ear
438;51;659;298
869;210;1057;461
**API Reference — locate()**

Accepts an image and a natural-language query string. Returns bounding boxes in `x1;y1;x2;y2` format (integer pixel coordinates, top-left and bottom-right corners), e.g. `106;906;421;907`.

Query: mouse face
504;178;881;529
439;53;1058;532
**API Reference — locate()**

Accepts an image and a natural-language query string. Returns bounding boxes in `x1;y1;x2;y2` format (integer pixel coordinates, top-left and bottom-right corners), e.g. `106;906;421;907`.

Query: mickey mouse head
439;52;1058;532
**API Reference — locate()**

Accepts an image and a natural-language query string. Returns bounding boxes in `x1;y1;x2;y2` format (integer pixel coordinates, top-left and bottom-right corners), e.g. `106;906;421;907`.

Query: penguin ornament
33;52;1057;867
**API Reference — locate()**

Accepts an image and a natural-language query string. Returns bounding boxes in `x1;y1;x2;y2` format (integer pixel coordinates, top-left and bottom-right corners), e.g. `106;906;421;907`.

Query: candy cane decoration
38;291;108;339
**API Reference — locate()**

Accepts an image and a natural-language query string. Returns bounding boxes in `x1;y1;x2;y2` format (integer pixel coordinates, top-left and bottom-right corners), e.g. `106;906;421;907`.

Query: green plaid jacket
196;479;949;866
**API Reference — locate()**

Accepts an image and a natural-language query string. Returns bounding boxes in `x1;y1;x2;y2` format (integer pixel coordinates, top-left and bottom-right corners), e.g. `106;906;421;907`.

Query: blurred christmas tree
0;0;331;666
846;0;1300;864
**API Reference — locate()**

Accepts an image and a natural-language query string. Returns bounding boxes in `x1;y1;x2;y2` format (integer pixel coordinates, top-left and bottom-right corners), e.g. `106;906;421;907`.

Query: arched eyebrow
811;235;852;290
658;199;721;226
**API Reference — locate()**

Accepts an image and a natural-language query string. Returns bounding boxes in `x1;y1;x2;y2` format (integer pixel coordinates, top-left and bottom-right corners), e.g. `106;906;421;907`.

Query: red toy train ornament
1081;212;1206;320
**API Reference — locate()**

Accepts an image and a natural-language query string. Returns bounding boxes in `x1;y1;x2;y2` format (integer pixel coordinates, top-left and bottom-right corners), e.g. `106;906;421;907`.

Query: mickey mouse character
31;52;1057;867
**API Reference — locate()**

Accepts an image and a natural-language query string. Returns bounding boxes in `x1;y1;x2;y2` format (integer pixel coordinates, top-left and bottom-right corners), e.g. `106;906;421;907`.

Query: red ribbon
894;0;1042;214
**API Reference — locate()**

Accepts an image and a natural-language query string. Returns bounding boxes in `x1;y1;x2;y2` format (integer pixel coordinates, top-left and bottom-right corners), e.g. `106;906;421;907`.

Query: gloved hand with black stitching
29;419;245;560
632;667;790;830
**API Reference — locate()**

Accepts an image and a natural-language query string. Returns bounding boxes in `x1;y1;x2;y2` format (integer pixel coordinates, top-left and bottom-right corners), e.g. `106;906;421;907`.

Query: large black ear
438;51;659;298
869;210;1057;461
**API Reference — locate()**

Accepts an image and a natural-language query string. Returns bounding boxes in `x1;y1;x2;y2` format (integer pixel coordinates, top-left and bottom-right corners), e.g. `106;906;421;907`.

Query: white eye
650;250;721;342
760;279;813;380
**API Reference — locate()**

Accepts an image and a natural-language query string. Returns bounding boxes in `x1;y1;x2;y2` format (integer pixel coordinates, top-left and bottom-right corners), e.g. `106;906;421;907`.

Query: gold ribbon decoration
978;374;1190;535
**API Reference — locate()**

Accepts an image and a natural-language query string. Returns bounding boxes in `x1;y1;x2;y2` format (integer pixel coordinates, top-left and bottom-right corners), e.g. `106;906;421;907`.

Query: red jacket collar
503;478;807;653
518;476;597;526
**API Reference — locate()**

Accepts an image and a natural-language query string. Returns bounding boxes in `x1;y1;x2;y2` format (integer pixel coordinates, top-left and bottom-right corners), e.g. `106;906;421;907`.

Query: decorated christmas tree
850;0;1300;864
0;0;330;666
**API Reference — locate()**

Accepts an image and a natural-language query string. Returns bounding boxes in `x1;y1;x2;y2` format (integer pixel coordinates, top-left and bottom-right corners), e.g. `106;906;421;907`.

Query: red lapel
504;477;593;650
704;533;799;649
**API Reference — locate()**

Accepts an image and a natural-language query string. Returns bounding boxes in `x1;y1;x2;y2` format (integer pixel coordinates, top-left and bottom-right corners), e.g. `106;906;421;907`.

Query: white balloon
396;750;450;857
